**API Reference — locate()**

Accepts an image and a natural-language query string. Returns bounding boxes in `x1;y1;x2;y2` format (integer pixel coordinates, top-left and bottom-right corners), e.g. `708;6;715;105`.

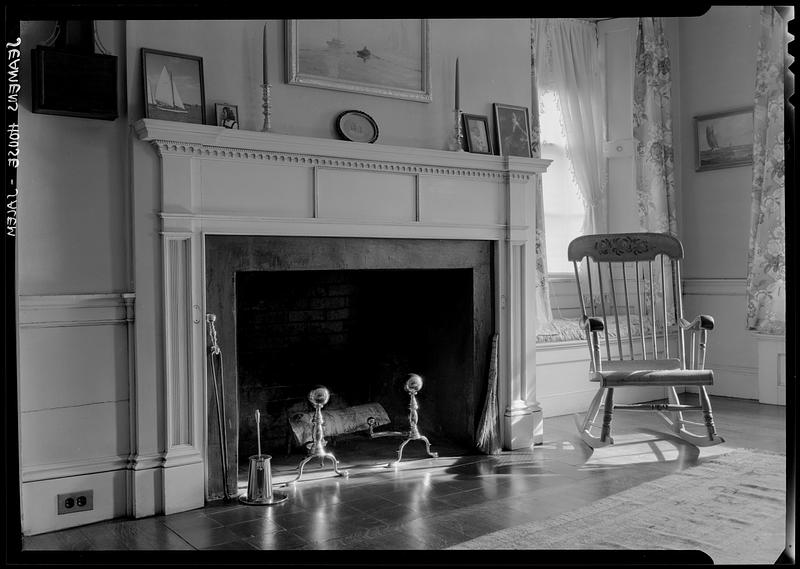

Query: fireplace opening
205;235;493;499
235;268;476;462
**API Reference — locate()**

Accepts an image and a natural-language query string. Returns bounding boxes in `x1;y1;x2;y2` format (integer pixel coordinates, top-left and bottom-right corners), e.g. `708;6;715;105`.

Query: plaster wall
678;6;761;399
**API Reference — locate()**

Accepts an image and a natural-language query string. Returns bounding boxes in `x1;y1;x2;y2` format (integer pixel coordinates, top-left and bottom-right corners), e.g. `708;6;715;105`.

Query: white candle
262;23;269;85
455;58;460;110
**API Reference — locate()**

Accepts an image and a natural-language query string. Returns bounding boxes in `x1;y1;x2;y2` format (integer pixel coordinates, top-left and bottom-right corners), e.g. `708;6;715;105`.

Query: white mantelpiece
133;118;549;514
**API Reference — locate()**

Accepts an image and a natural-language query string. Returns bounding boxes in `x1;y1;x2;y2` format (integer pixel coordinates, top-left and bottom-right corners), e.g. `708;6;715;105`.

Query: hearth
205;235;494;499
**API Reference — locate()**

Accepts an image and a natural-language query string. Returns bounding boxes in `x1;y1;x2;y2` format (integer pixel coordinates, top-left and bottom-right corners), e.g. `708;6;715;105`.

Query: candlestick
261;23;272;132
454;58;460;111
262;23;269;86
261;83;272;132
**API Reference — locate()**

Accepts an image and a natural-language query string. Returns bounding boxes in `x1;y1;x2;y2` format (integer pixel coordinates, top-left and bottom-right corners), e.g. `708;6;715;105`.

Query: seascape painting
695;107;753;171
286;19;431;102
142;49;205;124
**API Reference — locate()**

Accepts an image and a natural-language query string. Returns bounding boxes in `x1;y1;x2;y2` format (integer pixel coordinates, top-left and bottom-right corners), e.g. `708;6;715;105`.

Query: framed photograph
463;113;493;155
286;19;431;103
694;107;754;171
493;103;532;158
215;103;239;129
335;110;379;143
142;48;205;124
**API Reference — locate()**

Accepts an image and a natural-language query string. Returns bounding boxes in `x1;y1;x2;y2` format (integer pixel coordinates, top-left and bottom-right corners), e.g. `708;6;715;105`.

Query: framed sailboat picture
142;49;206;124
694;107;753;171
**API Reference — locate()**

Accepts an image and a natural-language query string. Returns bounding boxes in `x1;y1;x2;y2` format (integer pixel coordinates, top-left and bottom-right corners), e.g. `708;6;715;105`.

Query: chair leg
656;386;724;447
699;386;721;442
600;387;614;443
574;386;614;448
666;386;684;435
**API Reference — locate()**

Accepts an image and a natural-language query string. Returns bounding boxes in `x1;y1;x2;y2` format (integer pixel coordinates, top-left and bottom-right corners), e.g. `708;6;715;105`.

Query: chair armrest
582;315;605;332
679;314;715;331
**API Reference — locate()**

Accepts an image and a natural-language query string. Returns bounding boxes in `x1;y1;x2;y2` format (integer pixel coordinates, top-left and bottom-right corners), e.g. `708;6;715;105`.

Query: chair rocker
568;232;724;448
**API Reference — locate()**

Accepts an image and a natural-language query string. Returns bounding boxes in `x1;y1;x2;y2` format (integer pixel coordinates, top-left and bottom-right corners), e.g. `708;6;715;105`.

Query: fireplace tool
366;373;438;467
240;409;288;505
283;386;349;486
206;314;232;501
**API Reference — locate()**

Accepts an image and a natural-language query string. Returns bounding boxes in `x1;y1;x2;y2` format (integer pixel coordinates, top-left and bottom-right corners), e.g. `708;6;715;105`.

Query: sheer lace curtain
531;18;607;324
746;6;786;335
532;19;607;236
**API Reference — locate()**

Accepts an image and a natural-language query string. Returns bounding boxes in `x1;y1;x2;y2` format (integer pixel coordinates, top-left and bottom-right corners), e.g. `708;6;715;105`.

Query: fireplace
205;236;493;499
133;119;546;514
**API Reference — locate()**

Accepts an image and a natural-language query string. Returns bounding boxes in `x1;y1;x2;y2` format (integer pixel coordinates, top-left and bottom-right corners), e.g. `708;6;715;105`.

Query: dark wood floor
19;395;786;553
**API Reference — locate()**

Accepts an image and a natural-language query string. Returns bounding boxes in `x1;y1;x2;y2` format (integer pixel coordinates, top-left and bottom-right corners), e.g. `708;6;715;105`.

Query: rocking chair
568;232;724;448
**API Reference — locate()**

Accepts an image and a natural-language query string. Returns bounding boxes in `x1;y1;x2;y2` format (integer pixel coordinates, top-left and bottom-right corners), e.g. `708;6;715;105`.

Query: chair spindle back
568;233;687;367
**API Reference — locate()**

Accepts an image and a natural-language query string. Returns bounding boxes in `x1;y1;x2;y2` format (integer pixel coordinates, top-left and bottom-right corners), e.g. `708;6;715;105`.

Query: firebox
205;235;494;500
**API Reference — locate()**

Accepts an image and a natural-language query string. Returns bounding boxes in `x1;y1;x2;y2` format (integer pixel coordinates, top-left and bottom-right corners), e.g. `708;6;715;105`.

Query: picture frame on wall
142;48;206;124
463;113;493;155
493;103;532;158
285;19;432;103
694;107;754;171
215;103;240;129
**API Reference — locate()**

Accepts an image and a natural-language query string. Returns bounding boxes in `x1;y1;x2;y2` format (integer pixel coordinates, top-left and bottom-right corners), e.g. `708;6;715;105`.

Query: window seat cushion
537;315;658;344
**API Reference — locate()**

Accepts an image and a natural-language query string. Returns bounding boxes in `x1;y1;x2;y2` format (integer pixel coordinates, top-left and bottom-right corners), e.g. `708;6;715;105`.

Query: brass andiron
285;386;348;485
367;373;438;467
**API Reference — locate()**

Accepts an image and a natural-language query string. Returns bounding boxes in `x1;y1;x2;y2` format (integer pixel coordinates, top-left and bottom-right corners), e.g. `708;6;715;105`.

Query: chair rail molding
19;293;135;327
681;278;747;296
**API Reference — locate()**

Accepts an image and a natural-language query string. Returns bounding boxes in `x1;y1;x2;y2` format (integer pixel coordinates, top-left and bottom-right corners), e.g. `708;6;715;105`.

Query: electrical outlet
57;490;93;514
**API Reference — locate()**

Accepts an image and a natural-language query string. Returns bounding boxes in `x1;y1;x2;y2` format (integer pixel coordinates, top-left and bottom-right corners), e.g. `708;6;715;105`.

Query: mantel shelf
133;118;551;176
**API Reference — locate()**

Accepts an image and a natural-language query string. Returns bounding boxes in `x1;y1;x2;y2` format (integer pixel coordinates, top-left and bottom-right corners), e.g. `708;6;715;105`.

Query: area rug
448;449;786;565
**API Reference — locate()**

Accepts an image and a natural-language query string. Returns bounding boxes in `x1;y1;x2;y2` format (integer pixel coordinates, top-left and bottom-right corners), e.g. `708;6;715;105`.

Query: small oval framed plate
336;110;379;143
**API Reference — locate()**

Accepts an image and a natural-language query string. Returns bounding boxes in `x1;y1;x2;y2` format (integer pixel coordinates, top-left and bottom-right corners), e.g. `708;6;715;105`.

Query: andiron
367;373;438;467
284;386;349;485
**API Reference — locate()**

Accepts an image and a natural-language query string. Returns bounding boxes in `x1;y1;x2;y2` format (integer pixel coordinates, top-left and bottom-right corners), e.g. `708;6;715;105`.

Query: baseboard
704;361;759;400
22;470;127;536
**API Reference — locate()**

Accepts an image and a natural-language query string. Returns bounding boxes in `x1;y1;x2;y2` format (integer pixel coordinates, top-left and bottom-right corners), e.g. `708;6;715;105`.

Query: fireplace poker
207;314;232;501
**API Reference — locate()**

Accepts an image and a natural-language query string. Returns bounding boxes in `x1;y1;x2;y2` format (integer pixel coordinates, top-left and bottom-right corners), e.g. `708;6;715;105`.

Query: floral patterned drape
746;6;785;335
530;20;552;325
633;18;677;324
633;17;677;236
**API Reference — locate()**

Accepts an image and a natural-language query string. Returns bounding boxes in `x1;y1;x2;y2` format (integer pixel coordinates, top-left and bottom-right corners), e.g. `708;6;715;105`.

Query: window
538;90;586;274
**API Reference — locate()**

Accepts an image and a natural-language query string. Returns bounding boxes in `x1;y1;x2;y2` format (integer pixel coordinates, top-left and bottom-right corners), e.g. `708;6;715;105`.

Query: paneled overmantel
133;118;549;514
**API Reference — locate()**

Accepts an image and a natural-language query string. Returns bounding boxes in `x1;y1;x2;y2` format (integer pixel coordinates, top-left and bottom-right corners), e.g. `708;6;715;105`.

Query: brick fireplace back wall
236;268;475;457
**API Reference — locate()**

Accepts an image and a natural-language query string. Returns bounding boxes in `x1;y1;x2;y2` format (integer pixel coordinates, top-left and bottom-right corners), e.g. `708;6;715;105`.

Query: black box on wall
31;46;118;120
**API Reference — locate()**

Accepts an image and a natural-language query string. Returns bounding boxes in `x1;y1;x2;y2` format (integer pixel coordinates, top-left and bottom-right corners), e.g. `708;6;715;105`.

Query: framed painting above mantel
285;19;432;103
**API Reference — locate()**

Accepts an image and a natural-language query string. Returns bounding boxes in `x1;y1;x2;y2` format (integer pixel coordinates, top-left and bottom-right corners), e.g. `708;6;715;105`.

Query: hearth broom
207;314;232;500
476;333;501;454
